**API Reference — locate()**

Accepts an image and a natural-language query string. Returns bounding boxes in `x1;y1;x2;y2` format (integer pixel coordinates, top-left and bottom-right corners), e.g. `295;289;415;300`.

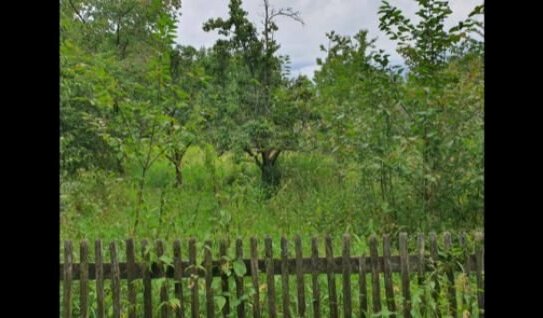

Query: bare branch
397;102;413;120
68;0;87;24
244;147;262;167
270;8;304;26
148;146;168;169
120;4;136;17
270;149;282;164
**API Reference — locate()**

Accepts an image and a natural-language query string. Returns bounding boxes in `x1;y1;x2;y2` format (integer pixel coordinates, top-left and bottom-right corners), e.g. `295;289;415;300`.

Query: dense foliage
61;0;484;242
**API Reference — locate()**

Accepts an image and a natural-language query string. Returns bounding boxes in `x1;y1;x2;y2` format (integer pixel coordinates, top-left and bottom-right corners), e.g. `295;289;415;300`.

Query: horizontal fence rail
60;254;481;280
60;232;484;318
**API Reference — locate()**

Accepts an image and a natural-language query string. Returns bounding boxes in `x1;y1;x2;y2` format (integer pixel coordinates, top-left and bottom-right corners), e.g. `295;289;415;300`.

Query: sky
176;0;483;79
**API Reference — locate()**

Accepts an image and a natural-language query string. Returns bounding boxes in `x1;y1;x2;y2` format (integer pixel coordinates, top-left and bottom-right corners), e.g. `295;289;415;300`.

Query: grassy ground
61;145;481;243
61;150;483;317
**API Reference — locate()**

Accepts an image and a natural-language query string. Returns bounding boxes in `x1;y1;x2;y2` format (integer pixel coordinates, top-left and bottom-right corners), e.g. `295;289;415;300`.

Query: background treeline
60;0;484;241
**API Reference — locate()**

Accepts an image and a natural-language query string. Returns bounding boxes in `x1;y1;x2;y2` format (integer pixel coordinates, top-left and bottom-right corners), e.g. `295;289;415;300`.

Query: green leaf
159;255;173;267
168;298;181;309
215;296;227;311
233;259;247;277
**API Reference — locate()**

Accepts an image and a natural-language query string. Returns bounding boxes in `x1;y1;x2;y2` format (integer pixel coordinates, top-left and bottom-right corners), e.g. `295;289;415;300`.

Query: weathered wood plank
443;232;457;318
358;255;368;318
417;234;425;284
325;235;339;318
126;239;137;318
382;234;396;317
173;240;185;318
459;233;470;276
250;237;261;318
235;238;246;318
399;233;412;318
265;236;277;318
417;234;426;317
189;238;199;318
95;240;105;318
475;233;484;318
63;241;73;318
156;240;169;318
110;241;121;318
219;240;230;317
142;240;153;318
342;234;353;318
294;235;306;317
311;237;321;318
369;235;382;315
58;235;482;318
204;240;214;318
60;254;480;280
458;233;470;315
80;241;89;318
280;237;291;318
429;232;441;317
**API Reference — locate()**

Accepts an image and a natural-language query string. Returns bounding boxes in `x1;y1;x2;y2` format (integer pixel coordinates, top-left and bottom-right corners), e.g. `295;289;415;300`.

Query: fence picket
156;240;169;318
281;237;291;318
382;234;396;317
429;232;441;317
265;236;277;318
358;255;368;318
189;238;199;318
342;234;353;318
219;240;230;317
110;241;121;318
235;238;246;318
204;240;214;318
250;237;261;318
95;240;105;318
80;240;89;318
475;233;484;318
369;235;381;315
325;235;339;318
458;233;470;315
142;239;153;318
173;240;185;318
399;233;411;318
443;232;457;318
417;234;426;317
63;241;73;318
126;239;137;318
59;234;482;317
294;235;306;317
311;237;321;318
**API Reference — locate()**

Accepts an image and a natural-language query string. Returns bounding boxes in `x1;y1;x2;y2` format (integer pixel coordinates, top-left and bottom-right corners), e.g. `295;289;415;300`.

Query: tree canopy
61;0;484;237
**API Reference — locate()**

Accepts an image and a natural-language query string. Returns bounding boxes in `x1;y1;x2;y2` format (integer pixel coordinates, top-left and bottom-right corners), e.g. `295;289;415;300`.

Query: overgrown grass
61;145;482;243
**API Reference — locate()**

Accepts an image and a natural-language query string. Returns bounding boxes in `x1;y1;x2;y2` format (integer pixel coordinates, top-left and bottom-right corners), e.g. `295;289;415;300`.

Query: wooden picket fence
60;232;484;318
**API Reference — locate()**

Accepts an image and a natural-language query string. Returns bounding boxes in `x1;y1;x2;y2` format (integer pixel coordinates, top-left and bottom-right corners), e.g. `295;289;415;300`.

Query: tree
60;0;184;176
202;0;307;194
62;0;205;233
165;45;208;187
314;30;405;222
61;1;126;174
62;0;182;57
378;0;483;82
378;0;484;221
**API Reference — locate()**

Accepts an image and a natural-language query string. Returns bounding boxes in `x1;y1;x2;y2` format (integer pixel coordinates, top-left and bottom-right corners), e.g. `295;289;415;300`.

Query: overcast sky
176;0;483;79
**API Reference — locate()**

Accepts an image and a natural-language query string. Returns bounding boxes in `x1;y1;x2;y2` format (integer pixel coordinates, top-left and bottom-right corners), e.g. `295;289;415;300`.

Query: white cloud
176;0;483;79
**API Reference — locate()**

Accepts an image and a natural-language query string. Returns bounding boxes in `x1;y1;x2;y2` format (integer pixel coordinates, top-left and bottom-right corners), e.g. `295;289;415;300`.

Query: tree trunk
174;163;183;188
116;157;125;174
167;145;191;189
260;149;281;197
132;168;147;235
